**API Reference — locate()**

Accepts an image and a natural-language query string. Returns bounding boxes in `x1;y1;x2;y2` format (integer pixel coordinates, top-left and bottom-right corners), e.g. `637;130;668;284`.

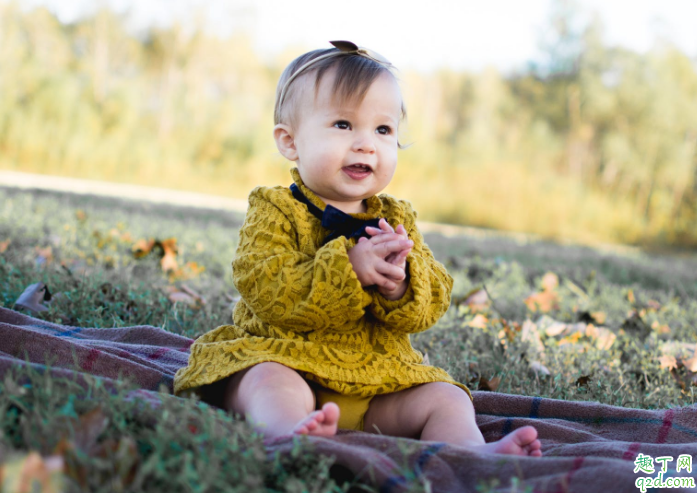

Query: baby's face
289;69;402;214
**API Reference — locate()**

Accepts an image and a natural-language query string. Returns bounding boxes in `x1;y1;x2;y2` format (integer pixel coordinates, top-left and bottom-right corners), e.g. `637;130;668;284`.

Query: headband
276;40;393;115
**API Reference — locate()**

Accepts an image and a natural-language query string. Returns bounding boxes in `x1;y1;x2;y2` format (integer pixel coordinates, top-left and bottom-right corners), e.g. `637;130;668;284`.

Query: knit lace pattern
174;169;470;398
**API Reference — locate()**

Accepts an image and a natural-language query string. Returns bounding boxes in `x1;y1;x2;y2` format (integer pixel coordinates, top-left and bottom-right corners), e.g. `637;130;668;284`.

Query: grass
1;186;697;492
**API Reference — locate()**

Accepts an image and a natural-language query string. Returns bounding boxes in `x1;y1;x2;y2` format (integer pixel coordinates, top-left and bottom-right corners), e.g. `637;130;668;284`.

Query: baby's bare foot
478;426;542;457
291;402;340;437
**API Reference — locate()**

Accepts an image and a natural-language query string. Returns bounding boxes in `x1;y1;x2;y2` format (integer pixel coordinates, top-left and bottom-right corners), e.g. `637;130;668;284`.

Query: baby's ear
273;124;298;161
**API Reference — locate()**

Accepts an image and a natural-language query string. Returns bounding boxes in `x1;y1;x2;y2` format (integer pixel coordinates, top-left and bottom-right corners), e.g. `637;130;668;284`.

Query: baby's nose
352;132;376;152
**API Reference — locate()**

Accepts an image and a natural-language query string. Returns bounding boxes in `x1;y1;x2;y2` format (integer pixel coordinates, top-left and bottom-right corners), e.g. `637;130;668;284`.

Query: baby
174;41;541;457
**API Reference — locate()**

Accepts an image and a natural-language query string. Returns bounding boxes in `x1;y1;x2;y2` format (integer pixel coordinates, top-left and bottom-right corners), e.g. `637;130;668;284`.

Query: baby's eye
376;125;392;135
333;120;351;130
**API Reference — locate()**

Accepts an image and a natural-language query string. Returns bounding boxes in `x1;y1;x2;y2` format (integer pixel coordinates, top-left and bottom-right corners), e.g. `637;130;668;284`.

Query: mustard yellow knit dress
174;169;470;399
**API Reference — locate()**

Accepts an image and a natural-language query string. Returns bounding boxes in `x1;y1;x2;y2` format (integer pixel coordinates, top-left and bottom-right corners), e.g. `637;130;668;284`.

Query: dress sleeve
233;189;371;333
368;202;453;334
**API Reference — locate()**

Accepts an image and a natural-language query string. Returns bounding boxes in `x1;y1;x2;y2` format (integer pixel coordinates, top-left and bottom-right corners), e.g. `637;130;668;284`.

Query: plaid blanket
2;306;695;492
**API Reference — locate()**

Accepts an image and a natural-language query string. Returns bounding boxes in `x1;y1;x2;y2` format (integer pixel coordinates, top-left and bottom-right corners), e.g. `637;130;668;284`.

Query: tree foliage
1;2;696;247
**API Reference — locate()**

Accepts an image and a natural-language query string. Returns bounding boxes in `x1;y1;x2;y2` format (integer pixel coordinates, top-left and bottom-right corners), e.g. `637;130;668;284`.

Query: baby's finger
378;218;395;233
364;226;382;236
374;239;413;257
395;247;411;261
374;274;397;291
358;237;369;243
395;224;408;237
375;260;406;281
369;232;406;245
386;247;410;265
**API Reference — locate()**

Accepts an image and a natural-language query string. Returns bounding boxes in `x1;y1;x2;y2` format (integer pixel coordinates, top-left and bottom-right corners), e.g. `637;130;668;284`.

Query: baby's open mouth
342;164;373;180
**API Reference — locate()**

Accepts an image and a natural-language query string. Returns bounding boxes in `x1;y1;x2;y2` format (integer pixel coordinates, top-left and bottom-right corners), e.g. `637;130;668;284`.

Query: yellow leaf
0;240;10;253
467;314;488;329
558;332;582;345
158;238;178;272
659;355;678;370
131;238;155;258
0;452;64;493
524;290;559;312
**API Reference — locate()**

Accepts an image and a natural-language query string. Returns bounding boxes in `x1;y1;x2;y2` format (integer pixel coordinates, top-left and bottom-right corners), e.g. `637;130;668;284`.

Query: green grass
1;186;697;492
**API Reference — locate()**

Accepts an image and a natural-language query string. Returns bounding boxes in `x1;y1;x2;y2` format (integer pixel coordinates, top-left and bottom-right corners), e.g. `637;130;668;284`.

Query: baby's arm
364;219;411;267
349;232;413;300
367;204;453;334
233;190;372;333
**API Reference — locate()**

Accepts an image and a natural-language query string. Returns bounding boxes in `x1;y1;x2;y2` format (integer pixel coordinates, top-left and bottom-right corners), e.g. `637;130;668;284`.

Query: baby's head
273;41;405;214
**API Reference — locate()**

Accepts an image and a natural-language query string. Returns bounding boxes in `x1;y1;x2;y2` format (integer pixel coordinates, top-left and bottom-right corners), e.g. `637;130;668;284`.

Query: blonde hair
273;47;407;129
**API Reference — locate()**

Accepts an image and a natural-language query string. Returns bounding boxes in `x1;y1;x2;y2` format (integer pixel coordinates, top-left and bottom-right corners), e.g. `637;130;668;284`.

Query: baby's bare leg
363;382;541;456
223;362;339;439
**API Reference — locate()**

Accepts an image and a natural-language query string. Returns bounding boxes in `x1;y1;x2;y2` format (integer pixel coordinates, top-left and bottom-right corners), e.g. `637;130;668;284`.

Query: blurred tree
1;1;696;246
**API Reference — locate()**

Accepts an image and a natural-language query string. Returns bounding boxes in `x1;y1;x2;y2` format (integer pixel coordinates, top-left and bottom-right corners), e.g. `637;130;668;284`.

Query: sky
22;0;697;73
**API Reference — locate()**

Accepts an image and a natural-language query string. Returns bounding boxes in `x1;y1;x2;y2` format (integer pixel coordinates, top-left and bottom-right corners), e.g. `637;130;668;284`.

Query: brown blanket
1;306;695;492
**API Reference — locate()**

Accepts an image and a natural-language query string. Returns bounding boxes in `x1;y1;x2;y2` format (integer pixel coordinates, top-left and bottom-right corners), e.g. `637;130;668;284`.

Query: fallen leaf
0;239;10;253
166;284;205;309
467;314;488;329
545;321;567;337
14;283;52;313
575;374;592;387
558;332;583;346
0;451;64;493
477;375;501;392
521;320;544;357
158;238;178;272
168;261;206;282
132;238;155;258
627;289;636;304
75;210;87;222
589;326;616;350
658;355;678;370
524;290;559;313
462;287;490;312
498;320;521;344
529;361;551;377
591;311;607;324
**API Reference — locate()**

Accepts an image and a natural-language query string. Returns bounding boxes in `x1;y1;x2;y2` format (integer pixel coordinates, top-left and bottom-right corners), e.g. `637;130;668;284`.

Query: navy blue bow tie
290;184;382;245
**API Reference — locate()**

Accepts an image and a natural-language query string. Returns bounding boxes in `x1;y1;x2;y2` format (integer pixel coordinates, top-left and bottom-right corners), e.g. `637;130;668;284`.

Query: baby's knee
239;362;306;391
420;382;473;410
226;363;314;411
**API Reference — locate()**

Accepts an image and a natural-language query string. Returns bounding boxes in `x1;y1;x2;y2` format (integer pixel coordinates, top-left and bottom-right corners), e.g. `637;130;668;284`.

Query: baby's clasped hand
364;218;411;269
348;230;413;298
